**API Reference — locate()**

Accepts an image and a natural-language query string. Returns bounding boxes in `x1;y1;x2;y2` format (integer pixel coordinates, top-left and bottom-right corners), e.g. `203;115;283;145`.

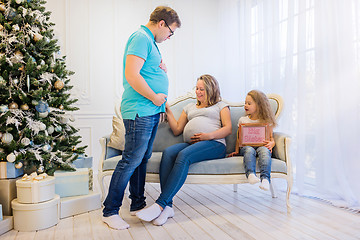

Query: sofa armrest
272;132;291;162
99;135;122;173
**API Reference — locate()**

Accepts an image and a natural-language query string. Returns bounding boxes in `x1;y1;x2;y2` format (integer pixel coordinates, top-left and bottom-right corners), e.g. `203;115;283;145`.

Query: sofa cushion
107;116;125;151
151;97;279;154
103;152;287;174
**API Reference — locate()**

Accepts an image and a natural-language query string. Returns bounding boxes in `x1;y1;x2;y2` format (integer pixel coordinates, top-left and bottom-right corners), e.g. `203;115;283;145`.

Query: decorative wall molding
65;0;91;105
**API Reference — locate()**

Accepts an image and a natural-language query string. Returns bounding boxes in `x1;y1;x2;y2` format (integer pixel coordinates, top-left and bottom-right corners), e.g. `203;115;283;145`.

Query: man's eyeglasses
162;19;174;37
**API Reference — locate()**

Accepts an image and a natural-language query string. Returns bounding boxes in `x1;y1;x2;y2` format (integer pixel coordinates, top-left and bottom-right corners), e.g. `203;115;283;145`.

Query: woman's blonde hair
247;90;277;127
196;74;221;107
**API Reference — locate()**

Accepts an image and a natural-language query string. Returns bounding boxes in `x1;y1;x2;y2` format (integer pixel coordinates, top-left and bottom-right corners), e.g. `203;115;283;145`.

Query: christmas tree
0;0;86;175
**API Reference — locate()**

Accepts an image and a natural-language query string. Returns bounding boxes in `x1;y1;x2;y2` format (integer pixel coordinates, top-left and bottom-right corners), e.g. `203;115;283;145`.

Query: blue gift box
72;156;93;169
54;168;89;198
0;162;24;179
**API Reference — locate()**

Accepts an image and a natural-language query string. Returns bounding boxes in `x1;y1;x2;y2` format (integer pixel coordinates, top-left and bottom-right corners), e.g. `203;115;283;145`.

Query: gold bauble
20;104;29;110
54;80;64;90
9;102;18;109
15;50;23;58
59;105;64;110
15;162;23;169
0;4;5;12
33;33;43;41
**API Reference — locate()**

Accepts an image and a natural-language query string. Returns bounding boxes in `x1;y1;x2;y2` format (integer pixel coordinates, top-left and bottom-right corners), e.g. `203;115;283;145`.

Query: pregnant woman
136;74;232;225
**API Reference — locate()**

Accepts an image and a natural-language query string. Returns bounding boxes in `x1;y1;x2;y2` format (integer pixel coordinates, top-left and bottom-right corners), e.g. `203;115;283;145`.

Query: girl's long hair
248;90;277;127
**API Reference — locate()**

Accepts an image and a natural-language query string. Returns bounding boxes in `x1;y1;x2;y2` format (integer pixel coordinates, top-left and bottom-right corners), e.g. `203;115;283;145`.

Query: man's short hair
149;6;181;28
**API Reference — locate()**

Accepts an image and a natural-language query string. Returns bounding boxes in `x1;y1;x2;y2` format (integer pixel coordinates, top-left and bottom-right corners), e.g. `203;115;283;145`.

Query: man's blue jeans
103;113;160;217
155;140;226;209
240;146;272;181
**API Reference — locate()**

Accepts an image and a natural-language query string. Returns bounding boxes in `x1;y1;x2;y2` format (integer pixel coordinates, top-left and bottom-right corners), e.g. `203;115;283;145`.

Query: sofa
98;92;293;212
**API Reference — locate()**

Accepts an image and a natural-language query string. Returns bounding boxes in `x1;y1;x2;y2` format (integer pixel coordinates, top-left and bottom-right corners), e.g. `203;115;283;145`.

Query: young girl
229;90;277;191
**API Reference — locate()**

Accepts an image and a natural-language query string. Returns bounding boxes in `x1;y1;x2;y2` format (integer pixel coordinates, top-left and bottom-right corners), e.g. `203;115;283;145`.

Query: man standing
102;6;181;230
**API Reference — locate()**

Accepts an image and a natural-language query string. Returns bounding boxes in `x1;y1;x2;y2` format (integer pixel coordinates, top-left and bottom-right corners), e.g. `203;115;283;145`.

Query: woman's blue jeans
240;146;272;181
155;140;226;209
103;113;160;217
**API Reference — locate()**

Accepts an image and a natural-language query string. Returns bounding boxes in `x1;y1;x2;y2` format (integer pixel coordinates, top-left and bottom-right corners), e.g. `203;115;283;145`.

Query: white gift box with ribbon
11;194;60;231
16;173;55;204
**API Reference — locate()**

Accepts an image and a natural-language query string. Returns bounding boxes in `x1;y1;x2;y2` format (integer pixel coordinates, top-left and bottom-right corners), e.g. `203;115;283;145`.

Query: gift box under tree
0;162;24;179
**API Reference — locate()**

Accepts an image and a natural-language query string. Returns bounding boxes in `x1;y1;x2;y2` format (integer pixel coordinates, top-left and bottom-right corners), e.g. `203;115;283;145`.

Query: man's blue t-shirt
121;25;168;120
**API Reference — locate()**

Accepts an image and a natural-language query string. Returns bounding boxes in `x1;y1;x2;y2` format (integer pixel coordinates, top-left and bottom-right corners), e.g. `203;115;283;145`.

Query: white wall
44;0;239;173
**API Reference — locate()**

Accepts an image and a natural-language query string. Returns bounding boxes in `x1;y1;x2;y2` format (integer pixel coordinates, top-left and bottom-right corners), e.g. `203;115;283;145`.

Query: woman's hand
159;61;167;73
190;132;212;144
227;151;239;157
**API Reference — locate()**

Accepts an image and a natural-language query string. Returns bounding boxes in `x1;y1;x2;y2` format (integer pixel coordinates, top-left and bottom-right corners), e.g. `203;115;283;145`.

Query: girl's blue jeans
240;146;272;181
103;113;160;217
155;140;226;209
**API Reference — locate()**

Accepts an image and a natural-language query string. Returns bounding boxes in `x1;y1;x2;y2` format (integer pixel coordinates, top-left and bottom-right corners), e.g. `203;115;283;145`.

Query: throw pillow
108;116;125;150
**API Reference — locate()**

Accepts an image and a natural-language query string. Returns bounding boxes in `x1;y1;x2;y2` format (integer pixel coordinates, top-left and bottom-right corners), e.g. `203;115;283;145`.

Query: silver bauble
1;133;13;144
21;137;31;146
7;153;16;163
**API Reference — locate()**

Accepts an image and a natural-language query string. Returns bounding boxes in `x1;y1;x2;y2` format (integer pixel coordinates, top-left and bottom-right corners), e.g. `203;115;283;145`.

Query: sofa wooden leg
270;182;277;198
286;179;293;213
98;175;106;205
233;184;238;192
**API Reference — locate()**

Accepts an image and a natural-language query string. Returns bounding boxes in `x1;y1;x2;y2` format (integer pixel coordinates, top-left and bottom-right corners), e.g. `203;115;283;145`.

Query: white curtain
221;0;360;209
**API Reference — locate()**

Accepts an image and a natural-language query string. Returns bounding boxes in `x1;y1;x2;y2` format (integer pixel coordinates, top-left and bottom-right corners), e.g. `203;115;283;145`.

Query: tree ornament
0;24;3;31
59;105;64;110
0;78;6;87
20;104;29;110
21;137;31;146
39;111;49;118
55;126;62;132
33;33;43;41
15;162;23;169
47;125;54;134
27;75;30;92
9;102;19;109
37;165;44;173
0;4;5;12
7;153;16;163
19;65;25;71
2;133;13;144
42;144;51;152
13;79;19;84
0;105;8;113
39;123;46;131
54;80;64;90
60;115;70;124
35;100;49;113
6;8;17;20
12;24;20;31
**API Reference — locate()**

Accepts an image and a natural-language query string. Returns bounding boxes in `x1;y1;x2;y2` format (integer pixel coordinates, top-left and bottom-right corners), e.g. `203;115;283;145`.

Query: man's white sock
102;215;130;230
136;203;162;222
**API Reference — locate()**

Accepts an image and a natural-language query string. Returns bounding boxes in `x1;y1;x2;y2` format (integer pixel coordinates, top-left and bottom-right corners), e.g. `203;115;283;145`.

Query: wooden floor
1;183;359;240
